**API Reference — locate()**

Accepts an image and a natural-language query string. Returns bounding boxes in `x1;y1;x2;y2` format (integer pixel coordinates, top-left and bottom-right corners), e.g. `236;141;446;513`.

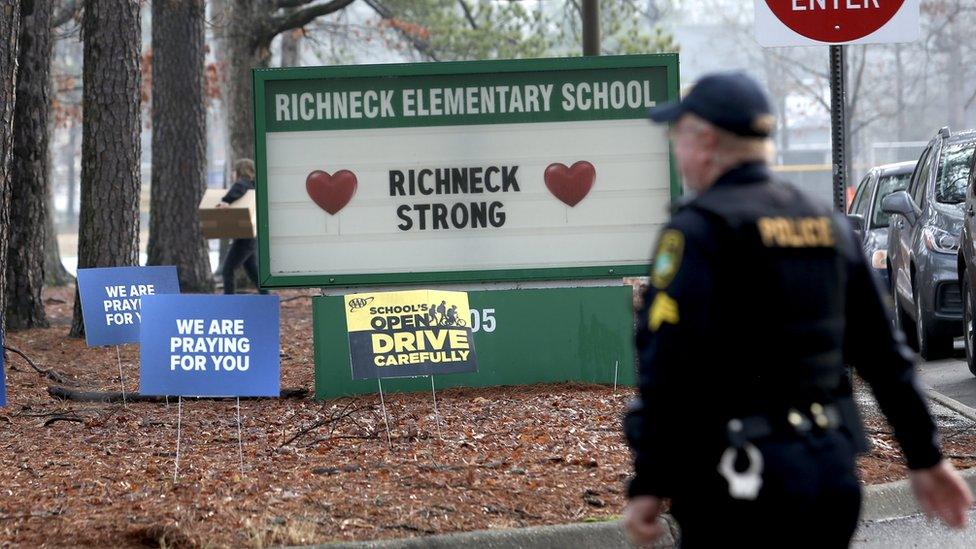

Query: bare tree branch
362;0;439;61
276;0;318;8
964;86;976;110
458;0;478;30
759;52;831;113
48;386;310;403
267;0;358;41
848;46;868;122
764;47;829;81
3;345;72;385
851;111;890;137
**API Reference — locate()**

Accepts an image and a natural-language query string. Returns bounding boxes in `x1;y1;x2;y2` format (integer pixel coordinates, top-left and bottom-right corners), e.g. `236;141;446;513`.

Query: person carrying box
216;158;267;295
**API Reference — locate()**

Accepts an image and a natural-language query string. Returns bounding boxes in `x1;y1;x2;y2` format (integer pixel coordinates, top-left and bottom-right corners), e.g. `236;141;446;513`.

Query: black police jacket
628;162;943;498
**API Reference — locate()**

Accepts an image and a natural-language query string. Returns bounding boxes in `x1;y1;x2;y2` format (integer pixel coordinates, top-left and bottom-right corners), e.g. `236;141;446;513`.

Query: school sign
253;55;678;398
253;55;679;288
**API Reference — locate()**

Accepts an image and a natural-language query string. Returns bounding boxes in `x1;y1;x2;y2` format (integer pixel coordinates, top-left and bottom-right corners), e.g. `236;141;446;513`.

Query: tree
0;0;23;335
44;1;80;288
6;0;55;329
308;1;676;64
211;0;357;166
69;0;142;338
147;0;213;293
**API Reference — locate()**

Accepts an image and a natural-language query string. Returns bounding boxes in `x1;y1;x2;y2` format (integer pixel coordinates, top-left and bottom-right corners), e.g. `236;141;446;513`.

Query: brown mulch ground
1;285;974;547
855;378;976;485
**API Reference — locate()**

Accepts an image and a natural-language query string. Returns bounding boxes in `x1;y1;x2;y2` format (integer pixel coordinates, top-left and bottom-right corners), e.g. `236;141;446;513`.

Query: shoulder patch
650;229;684;289
648;292;679;332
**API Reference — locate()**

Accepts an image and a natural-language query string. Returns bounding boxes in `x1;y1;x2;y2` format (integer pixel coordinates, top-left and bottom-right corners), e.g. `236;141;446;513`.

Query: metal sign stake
173;396;183;483
236;397;244;476
377;378;393;448
613;360;619;394
115;345;127;407
430;375;443;441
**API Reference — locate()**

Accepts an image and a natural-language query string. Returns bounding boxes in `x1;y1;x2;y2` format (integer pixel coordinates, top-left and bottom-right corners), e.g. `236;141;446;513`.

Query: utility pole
582;0;599;56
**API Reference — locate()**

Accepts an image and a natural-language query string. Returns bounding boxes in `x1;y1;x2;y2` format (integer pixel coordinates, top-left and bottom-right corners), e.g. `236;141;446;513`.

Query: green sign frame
252;54;680;289
313;286;636;400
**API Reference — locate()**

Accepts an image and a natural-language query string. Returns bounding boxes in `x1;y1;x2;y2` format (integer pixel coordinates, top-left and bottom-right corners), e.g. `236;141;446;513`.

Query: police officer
624;72;973;547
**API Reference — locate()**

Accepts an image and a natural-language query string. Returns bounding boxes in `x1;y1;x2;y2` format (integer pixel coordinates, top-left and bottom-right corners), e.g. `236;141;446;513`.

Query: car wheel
916;291;953;361
964;277;976;376
893;286;919;351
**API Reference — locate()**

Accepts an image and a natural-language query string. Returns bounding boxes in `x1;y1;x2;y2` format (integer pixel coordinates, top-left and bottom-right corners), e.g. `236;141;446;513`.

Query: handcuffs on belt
718;403;842;500
718;418;764;500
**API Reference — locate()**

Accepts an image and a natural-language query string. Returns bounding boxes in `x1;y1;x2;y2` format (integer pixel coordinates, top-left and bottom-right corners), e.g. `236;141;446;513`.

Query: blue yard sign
76;266;181;346
139;294;281;397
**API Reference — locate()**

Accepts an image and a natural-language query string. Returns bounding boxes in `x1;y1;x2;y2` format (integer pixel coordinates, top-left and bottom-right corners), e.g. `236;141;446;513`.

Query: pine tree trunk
6;0;54;330
70;0;142;338
212;0;273;291
148;0;213;293
0;0;23;336
65;120;78;222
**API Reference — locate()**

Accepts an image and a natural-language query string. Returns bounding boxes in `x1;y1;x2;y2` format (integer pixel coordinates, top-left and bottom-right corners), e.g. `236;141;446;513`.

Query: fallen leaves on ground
1;286;973;547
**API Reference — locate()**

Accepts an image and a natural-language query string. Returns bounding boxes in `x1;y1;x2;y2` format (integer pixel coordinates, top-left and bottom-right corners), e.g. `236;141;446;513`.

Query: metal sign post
430;375;443;441
377;378;393;449
173;396;183;483
236;397;244;476
755;1;920;213
115;345;128;407
613;359;619;394
829;45;849;213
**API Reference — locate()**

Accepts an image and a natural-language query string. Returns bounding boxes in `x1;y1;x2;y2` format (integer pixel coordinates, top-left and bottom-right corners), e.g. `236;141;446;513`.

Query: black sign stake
829;44;849;213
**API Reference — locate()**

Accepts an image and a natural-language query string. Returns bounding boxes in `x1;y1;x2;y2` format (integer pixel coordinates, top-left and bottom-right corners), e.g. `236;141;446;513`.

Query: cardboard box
198;188;257;239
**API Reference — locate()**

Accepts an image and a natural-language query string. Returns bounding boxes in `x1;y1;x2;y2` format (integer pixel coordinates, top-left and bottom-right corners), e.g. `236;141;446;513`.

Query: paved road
916;346;976;409
853;510;976;548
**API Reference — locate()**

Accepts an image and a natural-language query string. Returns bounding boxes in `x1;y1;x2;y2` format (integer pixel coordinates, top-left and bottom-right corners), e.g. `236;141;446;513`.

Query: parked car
955;143;976;376
847;160;916;290
883;127;976;360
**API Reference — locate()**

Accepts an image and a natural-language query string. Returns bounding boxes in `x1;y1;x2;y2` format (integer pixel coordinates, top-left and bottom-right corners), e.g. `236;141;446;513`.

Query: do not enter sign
769;0;903;42
755;0;919;47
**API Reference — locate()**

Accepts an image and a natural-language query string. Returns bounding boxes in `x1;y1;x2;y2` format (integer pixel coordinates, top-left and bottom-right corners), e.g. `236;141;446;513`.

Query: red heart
306;169;357;215
544;161;596;207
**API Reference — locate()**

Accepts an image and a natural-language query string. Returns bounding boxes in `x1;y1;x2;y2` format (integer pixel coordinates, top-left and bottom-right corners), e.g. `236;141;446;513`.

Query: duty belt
727;402;844;448
719;400;852;501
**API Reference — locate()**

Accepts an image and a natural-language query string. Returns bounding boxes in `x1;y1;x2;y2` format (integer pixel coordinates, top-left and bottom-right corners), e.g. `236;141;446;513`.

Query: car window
850;174;872;216
935;140;976;204
912;147;933;207
871;172;912;228
908;146;931;206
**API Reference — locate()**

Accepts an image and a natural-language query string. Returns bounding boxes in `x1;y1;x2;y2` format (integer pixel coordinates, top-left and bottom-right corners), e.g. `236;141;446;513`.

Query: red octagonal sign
766;0;905;43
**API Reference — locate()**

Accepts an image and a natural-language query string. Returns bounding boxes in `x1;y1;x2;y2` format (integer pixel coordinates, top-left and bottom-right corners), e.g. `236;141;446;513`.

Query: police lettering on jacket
757;216;834;248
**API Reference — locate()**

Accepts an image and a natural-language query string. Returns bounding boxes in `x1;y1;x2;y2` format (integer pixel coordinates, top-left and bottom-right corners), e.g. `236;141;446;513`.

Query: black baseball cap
648;71;775;138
